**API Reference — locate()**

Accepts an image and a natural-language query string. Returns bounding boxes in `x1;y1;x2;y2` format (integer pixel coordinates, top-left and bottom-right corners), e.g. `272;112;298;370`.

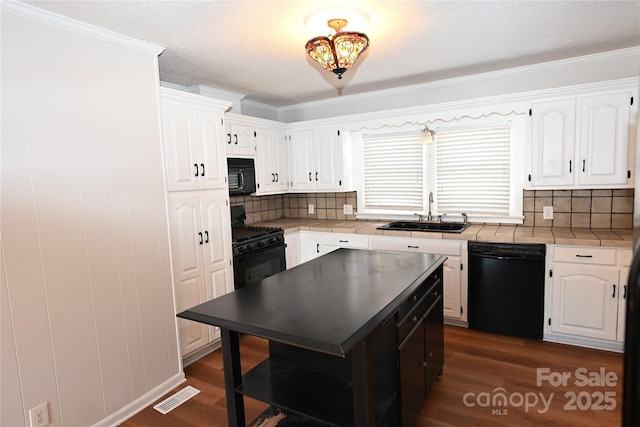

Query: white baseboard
182;340;221;367
544;333;624;353
92;372;186;427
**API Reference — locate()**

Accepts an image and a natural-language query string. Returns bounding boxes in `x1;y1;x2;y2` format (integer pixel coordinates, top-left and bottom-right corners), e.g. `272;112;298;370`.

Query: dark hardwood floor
120;326;623;426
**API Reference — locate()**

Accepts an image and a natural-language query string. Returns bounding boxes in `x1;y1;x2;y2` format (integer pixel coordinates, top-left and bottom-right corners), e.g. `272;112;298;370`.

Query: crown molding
2;1;164;55
286;77;639;131
279;46;640;114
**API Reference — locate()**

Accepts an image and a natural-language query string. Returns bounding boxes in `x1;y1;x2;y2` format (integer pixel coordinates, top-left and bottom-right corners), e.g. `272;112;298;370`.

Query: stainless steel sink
377;221;470;233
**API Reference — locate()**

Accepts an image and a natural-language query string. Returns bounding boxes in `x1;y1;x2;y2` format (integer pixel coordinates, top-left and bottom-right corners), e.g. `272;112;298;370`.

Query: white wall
1;4;182;427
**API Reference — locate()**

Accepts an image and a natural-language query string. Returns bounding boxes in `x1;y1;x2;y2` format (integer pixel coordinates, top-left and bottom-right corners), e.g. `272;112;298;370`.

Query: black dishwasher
468;242;546;339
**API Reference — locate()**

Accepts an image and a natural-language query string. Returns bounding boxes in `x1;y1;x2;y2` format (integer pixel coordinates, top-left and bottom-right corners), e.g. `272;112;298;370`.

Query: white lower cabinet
298;231;370;263
299;232;324;264
370;236;467;323
284;233;300;269
168;191;233;357
322;232;370;254
546;245;631;351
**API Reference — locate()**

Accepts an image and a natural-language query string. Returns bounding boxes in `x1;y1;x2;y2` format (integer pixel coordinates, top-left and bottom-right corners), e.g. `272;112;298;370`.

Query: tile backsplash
230;191;358;224
523;189;633;229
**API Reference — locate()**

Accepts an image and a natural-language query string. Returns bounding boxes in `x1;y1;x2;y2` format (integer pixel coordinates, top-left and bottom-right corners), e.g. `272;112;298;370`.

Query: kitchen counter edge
253;219;633;248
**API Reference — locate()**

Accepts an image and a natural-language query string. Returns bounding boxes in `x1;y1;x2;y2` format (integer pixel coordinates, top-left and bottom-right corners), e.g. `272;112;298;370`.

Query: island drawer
397;278;442;342
396;272;441;322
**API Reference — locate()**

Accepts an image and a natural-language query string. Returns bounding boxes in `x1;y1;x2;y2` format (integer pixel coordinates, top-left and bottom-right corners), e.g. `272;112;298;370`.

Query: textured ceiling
22;1;640;107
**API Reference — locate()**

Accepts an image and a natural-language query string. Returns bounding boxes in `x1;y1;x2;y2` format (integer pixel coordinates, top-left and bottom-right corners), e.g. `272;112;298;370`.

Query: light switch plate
543;206;553;220
308;204;314;214
343;204;353;215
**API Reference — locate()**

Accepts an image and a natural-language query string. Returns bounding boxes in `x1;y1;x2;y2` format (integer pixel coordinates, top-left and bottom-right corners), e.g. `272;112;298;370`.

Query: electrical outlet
543;206;554;220
308;204;314;214
29;402;49;427
343;204;353;215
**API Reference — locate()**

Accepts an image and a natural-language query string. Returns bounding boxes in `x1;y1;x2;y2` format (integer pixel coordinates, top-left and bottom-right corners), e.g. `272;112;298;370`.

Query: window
359;122;520;222
436;125;511;216
363;131;423;211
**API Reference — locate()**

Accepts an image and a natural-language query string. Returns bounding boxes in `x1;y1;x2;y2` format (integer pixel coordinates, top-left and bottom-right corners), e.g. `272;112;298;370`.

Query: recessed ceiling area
22;1;640;107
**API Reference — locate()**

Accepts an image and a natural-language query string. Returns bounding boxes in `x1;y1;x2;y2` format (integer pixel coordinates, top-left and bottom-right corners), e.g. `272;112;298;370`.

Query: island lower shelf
238;357;397;427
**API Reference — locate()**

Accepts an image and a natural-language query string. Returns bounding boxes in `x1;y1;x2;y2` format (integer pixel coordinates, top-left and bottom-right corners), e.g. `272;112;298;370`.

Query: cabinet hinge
548;318;551;326
628;170;631;179
460;306;464;315
549;269;553;278
528;108;532;116
257;183;260;189
631;96;634;106
460;263;463;271
339;180;342;186
528;174;531;182
254;131;257;137
337;130;340;136
226;199;229;206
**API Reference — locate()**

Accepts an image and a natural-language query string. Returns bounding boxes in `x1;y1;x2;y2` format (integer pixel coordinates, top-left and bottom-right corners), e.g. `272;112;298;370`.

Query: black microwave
227;158;256;196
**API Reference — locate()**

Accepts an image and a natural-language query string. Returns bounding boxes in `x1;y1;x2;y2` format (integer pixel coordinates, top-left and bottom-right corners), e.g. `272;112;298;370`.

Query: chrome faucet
462;213;468;223
428;191;434;221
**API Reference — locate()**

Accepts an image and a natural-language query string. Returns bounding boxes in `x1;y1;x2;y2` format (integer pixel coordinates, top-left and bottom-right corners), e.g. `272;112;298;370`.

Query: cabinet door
315;128;343;191
255;128;288;195
299;232;322;263
550;264;619;341
195;108;227;190
226;122;255;156
168;193;208;354
285;233;300;269
617;267;630;343
162;102;200;191
578;91;631;186
398;320;426;427
442;256;461;320
529;99;576;187
424;296;444;395
200;191;232;275
255;127;275;193
289;130;315;191
271;130;289;192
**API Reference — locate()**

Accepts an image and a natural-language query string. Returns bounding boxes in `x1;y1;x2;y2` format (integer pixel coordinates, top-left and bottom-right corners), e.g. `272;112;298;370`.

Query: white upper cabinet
579;92;631;186
161;88;230;192
225;118;256;157
529;98;576;186
255;126;288;194
289;128;343;192
527;88;636;189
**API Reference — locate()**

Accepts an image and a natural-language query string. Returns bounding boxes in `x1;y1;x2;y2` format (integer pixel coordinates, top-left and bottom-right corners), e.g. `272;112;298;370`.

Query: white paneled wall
1;4;182;427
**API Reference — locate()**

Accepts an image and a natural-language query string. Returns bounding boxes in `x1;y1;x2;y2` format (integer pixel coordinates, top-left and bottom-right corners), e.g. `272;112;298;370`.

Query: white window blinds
436;125;511;216
363;131;423;211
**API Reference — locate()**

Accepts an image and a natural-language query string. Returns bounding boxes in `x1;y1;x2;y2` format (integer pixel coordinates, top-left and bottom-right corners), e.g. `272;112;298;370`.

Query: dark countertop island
178;248;446;427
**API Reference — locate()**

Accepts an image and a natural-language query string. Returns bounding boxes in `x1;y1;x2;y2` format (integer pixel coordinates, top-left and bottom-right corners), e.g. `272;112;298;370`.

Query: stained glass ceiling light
305;18;370;79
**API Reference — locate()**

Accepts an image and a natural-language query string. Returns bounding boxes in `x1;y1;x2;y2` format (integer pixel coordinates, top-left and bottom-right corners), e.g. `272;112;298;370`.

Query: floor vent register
153;385;200;414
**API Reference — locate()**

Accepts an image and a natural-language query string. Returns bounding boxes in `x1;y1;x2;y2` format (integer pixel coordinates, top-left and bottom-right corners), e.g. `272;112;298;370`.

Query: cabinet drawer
553;246;616;265
372;236;460;255
322;233;369;248
397;282;441;342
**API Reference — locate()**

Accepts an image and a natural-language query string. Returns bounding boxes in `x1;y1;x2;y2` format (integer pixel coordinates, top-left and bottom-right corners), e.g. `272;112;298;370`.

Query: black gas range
230;206;286;289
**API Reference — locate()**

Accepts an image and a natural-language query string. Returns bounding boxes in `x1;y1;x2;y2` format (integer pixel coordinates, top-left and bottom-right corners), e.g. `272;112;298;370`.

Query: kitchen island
178;248;446;427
